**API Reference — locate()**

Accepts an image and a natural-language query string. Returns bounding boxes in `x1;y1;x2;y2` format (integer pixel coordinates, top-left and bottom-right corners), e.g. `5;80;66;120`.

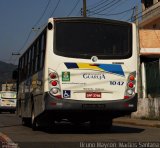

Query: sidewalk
113;117;160;128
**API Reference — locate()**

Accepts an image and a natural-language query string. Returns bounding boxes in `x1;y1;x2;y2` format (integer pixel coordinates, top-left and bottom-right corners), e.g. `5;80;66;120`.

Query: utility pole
83;0;87;17
135;5;139;26
135;5;142;98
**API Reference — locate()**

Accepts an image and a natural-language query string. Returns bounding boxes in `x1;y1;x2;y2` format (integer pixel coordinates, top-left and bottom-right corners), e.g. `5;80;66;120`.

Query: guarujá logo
62;72;70;81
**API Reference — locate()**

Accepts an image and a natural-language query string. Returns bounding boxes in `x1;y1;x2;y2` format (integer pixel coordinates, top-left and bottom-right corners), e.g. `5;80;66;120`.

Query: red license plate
86;92;101;98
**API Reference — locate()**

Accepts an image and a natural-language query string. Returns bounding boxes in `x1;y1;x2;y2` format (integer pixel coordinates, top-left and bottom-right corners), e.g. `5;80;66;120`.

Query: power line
9;0;52;64
117;0;136;21
33;0;51;27
87;0;105;8
126;8;143;22
12;30;32;65
88;0;116;13
104;0;129;16
119;7;135;21
17;0;52;52
92;7;134;16
11;0;62;64
125;3;155;22
18;30;32;53
88;0;132;21
87;0;107;10
50;0;61;17
89;0;123;16
67;0;80;16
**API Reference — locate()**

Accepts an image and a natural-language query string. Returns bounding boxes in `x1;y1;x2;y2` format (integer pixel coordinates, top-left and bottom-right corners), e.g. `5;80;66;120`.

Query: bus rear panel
43;18;137;122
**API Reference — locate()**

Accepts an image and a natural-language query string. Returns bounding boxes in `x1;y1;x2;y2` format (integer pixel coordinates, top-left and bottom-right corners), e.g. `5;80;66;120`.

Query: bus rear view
16;17;138;130
44;18;138;128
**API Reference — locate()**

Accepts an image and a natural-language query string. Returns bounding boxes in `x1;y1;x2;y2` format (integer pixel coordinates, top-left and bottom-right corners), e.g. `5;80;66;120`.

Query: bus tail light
128;82;134;88
124;71;136;99
51;81;58;86
129;75;135;81
49;73;57;79
48;69;62;99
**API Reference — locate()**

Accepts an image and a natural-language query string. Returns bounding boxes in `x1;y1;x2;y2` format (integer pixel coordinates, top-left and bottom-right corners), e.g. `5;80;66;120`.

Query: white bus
0;91;17;113
13;17;138;130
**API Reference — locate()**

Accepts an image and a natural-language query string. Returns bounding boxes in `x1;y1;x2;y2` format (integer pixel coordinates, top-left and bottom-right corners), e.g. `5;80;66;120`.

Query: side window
26;51;30;77
25;52;29;79
18;60;22;82
34;40;40;72
40;32;46;69
18;28;47;80
32;46;35;74
21;57;25;81
28;49;32;76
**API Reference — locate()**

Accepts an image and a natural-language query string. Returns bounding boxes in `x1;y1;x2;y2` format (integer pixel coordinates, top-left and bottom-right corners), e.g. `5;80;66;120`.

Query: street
0;113;160;148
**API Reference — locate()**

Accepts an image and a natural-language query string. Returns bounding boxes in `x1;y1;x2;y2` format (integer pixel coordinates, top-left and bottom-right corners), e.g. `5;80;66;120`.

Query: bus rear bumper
43;93;137;118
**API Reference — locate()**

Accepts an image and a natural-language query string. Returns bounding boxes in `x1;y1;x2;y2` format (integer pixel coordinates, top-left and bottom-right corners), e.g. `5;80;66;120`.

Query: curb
113;118;160;128
0;132;18;148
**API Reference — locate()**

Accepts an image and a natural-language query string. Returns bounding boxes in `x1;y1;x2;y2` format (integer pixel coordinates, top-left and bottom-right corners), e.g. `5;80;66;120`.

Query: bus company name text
83;74;105;80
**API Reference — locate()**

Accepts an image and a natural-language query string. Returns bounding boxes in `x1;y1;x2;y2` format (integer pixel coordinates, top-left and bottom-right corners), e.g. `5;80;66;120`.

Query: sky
0;0;141;65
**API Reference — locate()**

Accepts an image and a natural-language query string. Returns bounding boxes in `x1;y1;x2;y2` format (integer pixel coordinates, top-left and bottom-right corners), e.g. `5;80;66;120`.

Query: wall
132;97;160;119
139;29;160;56
139;29;160;48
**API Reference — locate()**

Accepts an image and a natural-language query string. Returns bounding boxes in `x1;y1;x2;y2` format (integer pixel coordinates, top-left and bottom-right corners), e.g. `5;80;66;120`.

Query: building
133;0;160;119
141;0;160;29
1;83;16;91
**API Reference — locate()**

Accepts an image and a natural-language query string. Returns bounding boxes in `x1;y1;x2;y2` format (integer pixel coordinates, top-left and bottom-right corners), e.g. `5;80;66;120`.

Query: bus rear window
54;20;132;59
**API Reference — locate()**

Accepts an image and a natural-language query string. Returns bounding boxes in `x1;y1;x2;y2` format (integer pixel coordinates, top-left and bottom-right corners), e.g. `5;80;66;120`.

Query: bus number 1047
110;81;124;86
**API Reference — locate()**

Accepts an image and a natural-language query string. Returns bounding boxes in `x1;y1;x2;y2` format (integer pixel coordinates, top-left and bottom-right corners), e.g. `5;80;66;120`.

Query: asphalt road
0;113;160;148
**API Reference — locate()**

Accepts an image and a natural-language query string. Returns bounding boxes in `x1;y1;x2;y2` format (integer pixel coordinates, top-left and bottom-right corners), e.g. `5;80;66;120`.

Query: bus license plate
86;92;101;98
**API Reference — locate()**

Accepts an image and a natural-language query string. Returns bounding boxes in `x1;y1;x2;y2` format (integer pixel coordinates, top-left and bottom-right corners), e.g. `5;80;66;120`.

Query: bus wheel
31;108;38;131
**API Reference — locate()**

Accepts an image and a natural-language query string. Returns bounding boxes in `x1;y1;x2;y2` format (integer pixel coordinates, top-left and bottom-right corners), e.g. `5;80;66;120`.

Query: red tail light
128;82;134;88
49;73;56;79
51;81;57;86
129;75;135;81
